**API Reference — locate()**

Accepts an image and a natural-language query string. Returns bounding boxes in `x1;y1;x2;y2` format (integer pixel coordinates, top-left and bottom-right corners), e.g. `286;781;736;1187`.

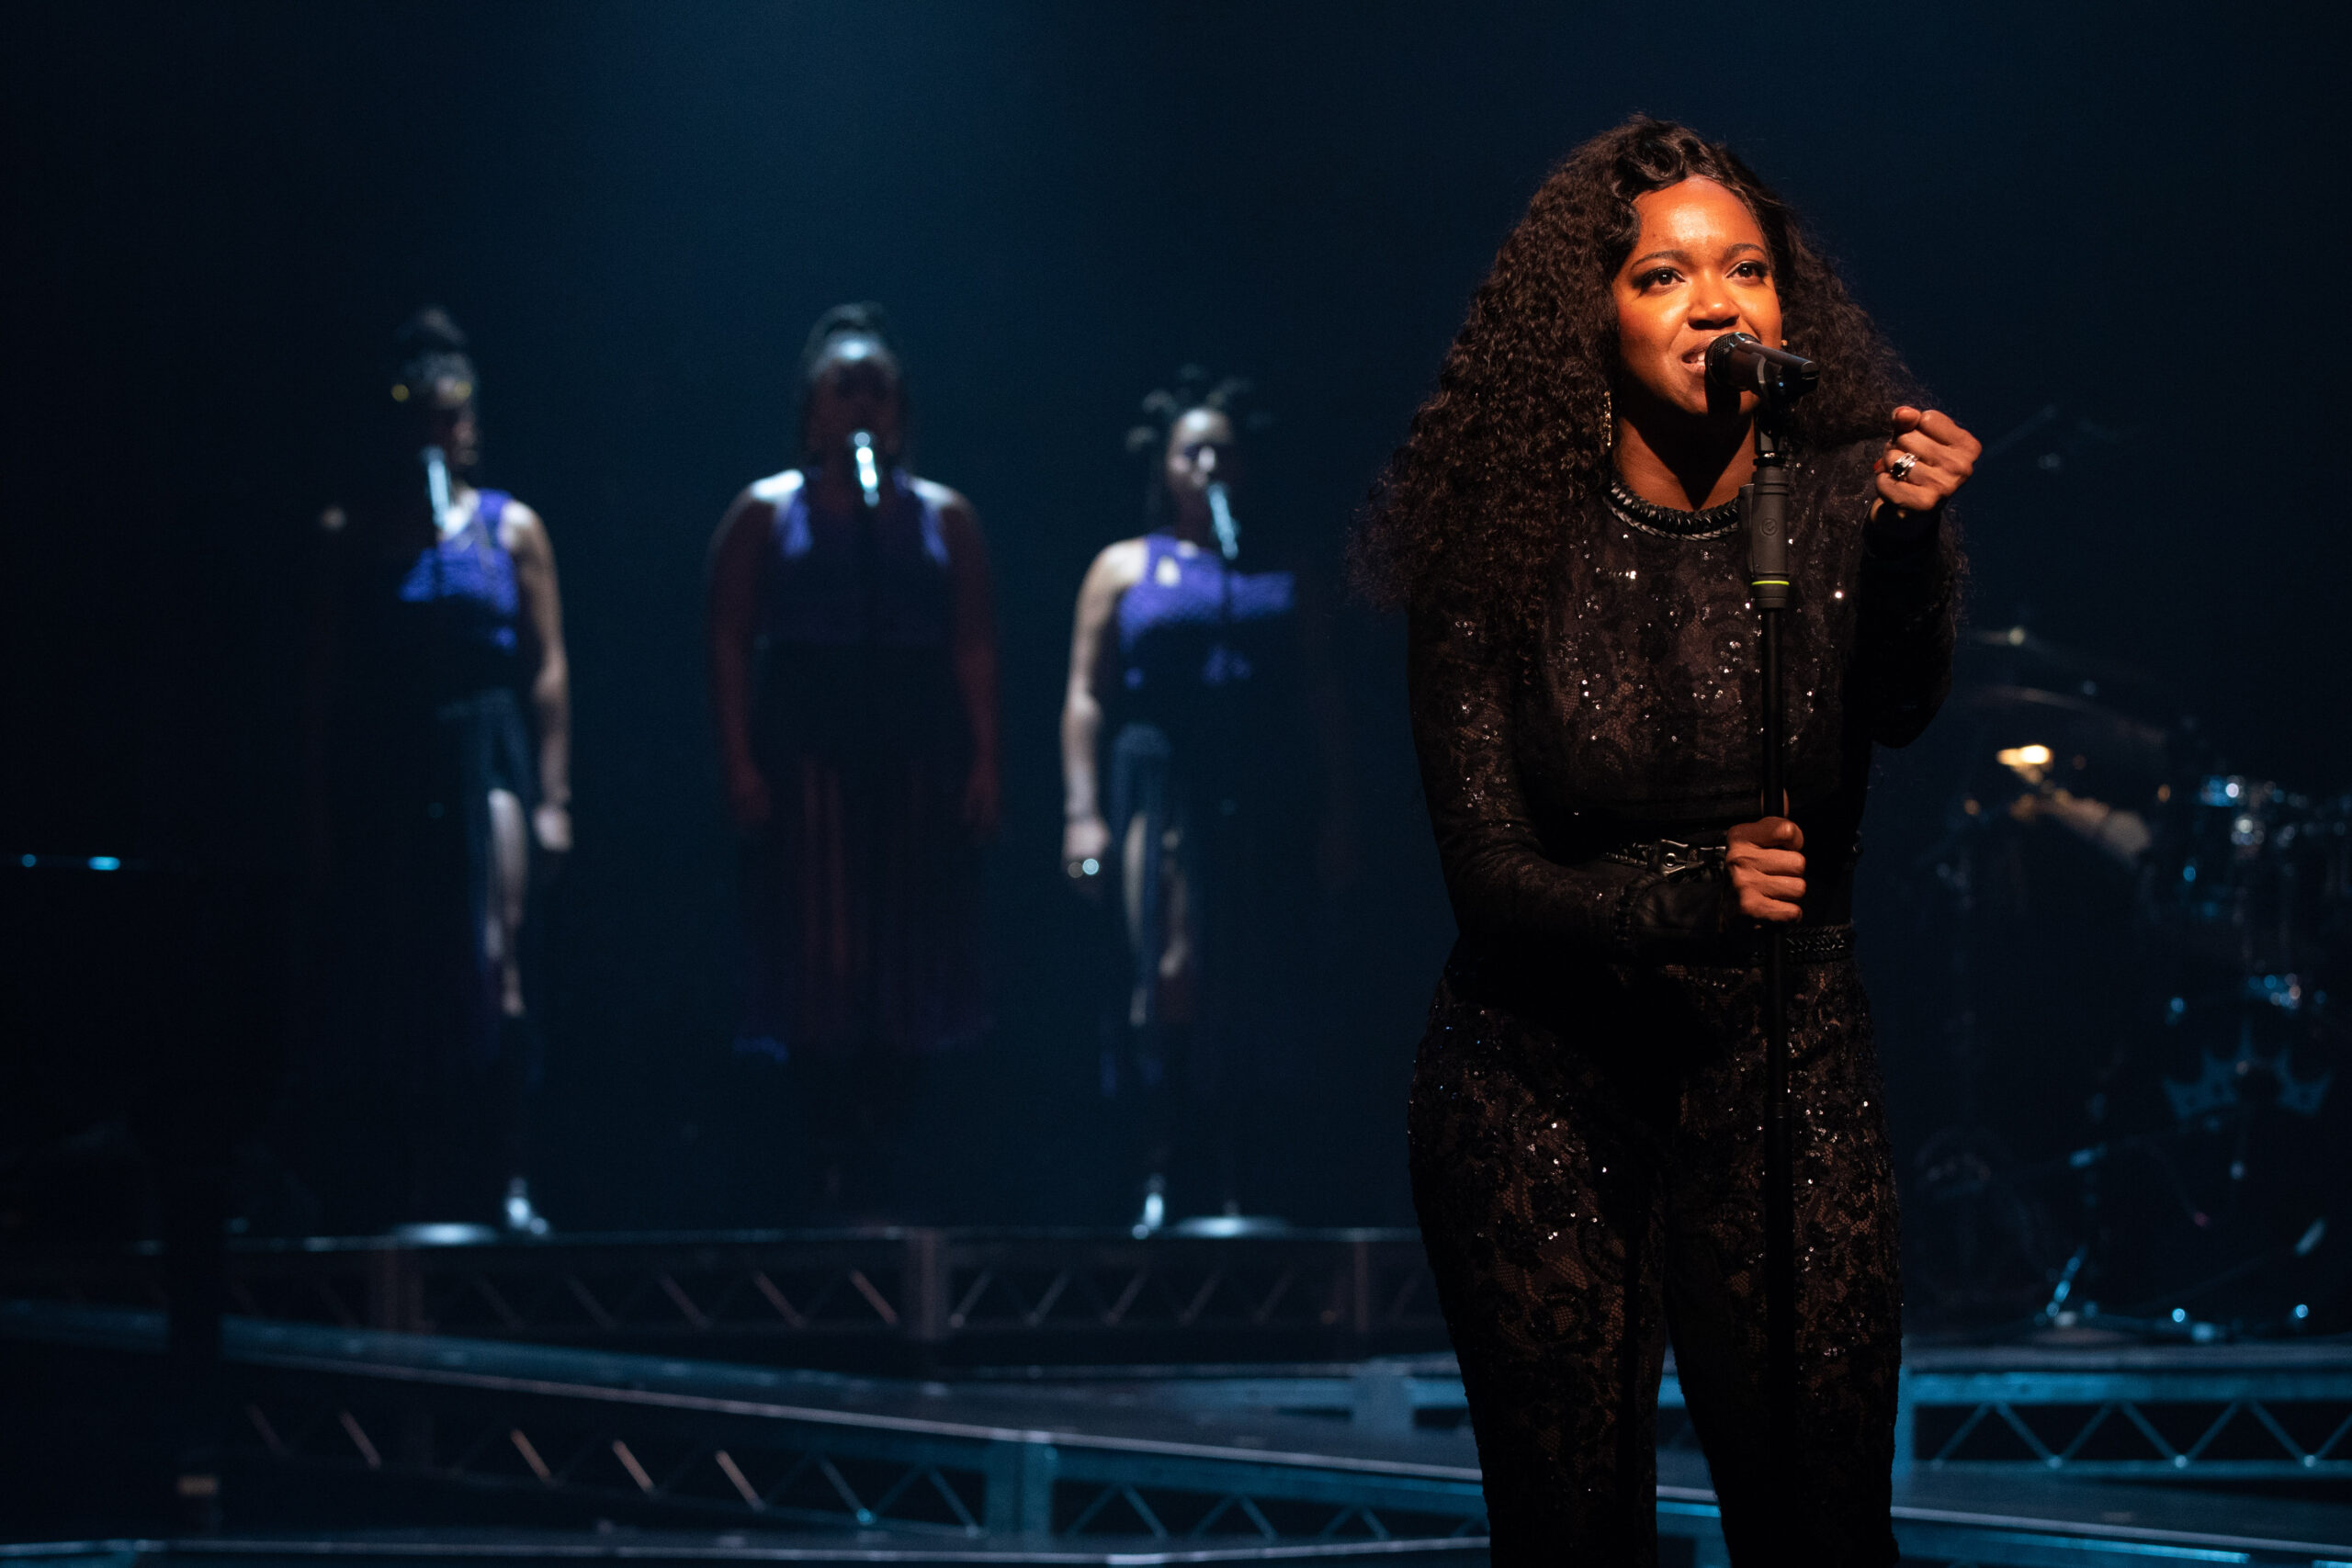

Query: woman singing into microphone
1060;376;1345;1228
708;303;997;1214
1353;119;1977;1563
303;307;571;1235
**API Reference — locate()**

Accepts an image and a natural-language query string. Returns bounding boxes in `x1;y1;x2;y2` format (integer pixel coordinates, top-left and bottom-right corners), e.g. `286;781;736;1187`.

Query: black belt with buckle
1600;837;1725;875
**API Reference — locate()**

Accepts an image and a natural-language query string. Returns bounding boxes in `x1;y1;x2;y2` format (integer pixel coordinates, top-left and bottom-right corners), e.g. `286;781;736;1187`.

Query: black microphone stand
1739;399;1800;1533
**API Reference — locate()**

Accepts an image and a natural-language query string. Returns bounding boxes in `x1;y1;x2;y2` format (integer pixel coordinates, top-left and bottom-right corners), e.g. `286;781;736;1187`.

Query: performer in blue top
708;304;998;1215
1060;372;1346;1229
302;307;571;1235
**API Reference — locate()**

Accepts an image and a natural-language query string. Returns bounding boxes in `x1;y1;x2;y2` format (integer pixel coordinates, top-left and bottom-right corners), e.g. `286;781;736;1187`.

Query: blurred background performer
301;307;571;1235
1353;119;1977;1564
1060;373;1346;1232
707;304;998;1217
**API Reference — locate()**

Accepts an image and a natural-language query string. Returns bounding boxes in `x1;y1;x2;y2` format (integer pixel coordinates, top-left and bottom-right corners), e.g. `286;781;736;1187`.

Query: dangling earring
1600;386;1615;454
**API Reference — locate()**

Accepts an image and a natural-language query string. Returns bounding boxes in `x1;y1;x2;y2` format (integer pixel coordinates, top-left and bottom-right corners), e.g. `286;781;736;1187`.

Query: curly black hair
1351;117;1917;624
390;306;476;407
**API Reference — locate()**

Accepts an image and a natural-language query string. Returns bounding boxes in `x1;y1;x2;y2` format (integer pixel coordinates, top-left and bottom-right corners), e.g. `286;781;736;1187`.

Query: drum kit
1898;626;2352;1341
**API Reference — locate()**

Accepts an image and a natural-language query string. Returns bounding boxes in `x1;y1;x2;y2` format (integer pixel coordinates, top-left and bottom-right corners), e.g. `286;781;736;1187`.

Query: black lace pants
1408;950;1902;1566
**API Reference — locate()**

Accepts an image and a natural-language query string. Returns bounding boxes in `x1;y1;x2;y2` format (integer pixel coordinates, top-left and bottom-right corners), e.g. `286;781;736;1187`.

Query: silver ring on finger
1887;451;1918;484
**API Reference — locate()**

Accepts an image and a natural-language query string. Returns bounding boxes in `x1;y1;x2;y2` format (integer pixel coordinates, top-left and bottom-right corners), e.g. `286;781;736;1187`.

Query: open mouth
1682;336;1731;373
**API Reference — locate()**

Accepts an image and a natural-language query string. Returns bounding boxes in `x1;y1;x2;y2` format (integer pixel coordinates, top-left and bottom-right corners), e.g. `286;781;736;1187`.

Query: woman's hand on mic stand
1727;817;1806;923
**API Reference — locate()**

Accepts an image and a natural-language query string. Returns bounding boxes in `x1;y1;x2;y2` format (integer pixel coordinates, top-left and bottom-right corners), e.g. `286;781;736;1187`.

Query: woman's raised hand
1726;817;1805;923
1875;407;1981;516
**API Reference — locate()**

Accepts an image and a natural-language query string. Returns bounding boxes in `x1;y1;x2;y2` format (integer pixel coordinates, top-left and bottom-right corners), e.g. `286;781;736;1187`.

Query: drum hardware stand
2040;1243;2090;1324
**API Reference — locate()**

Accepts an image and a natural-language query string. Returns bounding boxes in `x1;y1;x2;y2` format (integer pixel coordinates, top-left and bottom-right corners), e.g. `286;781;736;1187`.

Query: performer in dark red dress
1355;119;1979;1563
708;304;997;1212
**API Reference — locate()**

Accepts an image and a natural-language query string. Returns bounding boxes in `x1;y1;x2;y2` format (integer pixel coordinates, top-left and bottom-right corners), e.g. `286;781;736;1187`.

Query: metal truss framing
15;1303;2352;1567
10;1303;1492;1547
2;1228;1447;1366
225;1380;1492;1546
1898;1343;2352;1483
973;1344;2352;1487
16;1226;2352;1486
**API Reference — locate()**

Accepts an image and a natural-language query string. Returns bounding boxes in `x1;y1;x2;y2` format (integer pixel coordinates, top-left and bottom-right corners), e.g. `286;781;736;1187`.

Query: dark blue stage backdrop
3;4;2343;1232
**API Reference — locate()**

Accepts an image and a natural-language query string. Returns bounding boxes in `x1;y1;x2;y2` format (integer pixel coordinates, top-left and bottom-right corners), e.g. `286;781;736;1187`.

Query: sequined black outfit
1405;441;1957;1565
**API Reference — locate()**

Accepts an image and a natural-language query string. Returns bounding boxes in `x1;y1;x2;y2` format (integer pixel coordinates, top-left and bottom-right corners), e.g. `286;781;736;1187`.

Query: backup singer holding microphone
1353;119;1976;1563
302;308;571;1234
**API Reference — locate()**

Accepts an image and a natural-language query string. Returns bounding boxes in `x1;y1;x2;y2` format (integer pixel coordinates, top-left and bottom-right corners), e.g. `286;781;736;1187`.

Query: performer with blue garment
301;307;570;1235
708;304;998;1215
1061;374;1346;1230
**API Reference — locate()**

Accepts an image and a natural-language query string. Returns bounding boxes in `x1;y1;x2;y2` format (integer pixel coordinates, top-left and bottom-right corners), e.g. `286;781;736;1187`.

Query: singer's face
1612;177;1781;421
409;377;481;471
1164;408;1237;509
1166;409;1241;517
805;338;904;455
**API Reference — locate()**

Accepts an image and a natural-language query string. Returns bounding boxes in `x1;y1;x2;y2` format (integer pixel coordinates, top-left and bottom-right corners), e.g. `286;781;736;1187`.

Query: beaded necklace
1603;478;1742;541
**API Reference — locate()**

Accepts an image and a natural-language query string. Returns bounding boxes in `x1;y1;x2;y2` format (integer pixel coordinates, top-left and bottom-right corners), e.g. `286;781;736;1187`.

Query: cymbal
1956;683;2172;782
1963;625;2159;694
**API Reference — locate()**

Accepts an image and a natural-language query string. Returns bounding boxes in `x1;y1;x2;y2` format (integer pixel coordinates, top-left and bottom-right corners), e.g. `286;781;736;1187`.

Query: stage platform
13;1298;2352;1567
0;1228;1449;1370
2;1530;1490;1565
0;1532;1493;1565
13;1227;2352;1483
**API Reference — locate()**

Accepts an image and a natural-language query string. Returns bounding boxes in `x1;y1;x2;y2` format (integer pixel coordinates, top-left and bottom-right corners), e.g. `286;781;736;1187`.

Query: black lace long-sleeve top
1408;440;1957;970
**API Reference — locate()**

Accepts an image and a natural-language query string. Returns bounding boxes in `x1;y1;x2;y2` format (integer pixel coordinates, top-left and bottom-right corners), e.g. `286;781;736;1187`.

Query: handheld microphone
849;429;883;510
1703;333;1819;404
1205;480;1240;561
